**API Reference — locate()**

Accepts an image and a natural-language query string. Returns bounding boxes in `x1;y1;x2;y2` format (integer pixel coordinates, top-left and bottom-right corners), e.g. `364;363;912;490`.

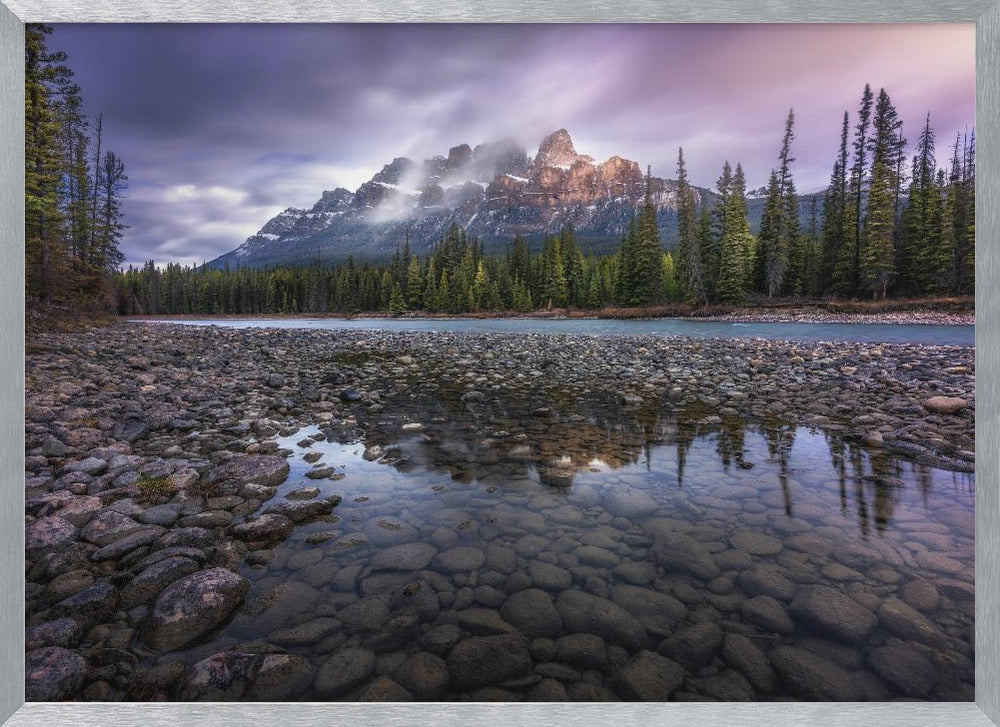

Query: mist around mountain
210;129;821;269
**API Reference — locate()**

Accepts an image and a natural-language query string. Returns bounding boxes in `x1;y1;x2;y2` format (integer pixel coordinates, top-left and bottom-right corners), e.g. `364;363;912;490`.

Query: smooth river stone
729;530;783;556
789;585;876;644
433;546;486;573
369;542;438;572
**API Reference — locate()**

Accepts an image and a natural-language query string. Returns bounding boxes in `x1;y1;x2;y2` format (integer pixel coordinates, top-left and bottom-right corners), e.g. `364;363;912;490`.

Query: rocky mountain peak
536;128;578;168
309;188;354;214
215;128;789;270
447;144;473;171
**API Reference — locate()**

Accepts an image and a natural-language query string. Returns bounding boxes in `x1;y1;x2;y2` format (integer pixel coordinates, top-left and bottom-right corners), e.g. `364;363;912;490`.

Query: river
134;316;974;346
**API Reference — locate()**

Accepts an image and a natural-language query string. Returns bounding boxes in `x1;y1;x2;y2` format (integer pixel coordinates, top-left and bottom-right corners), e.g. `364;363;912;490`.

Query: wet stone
447;634;532;690
603;489;658;519
612;650;685;701
270;617;342;646
457;608;517;636
26;618;82;651
203;455;290;489
658;621;723;671
25;646;86;701
181;650;313;701
877;598;949;648
610;584;687;636
433;546;486;573
651;531;720;581
739;567;796;601
740;595;794;634
121;556;201;609
770;646;860;701
313;647;376;698
687;668;756;701
729;530;783;556
369;542;438;572
357;676;412;701
721;633;776;693
528;561;573;591
144;568;250;652
393;651;450;700
231;514;294;543
555;590;647;651
901;579;942;612
789;585;876;644
869;643;938;697
500;588;563;638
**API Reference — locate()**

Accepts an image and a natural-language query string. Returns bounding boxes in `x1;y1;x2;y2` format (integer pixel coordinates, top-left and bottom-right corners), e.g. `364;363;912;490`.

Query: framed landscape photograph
2;2;999;726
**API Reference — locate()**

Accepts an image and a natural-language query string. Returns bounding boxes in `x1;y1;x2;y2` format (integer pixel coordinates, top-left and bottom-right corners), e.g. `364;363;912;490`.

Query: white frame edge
1;2;996;725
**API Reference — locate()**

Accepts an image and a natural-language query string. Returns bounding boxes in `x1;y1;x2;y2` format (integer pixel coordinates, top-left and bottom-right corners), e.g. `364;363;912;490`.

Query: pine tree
717;163;751;303
675;147;706;305
755;111;800;298
25;24;71;303
615;218;638;305
862;88;905;299
708;161;732;299
405;254;423;309
846;84;875;296
755;171;785;297
826;111;852;295
633;166;663;305
436;269;450;312
777;109;801;296
898;114;936;295
423;259;438;312
388;283;405;315
696;205;713;300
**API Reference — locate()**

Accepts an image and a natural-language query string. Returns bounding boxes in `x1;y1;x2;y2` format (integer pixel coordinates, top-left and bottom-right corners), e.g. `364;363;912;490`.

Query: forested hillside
117;85;974;316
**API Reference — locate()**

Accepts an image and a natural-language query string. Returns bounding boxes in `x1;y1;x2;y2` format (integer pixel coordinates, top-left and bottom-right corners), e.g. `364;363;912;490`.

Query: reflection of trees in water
363;383;969;535
763;422;797;516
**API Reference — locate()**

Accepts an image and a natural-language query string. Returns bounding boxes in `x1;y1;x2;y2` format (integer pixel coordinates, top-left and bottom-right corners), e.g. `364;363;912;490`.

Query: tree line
25;24;128;308
115;82;973;316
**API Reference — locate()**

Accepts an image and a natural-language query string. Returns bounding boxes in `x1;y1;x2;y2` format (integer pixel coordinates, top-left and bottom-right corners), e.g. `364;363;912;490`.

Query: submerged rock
181;649;313;701
770;646;859;701
447;633;532;690
612;650;685;701
789;585;876;644
313;646;376;698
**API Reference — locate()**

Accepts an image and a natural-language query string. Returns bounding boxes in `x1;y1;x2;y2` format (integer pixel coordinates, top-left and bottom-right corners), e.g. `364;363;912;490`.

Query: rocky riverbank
24;323;974;701
131;306;975;327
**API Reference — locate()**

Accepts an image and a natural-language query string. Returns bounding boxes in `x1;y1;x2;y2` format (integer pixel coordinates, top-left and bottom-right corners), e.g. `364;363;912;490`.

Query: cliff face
212;129;733;269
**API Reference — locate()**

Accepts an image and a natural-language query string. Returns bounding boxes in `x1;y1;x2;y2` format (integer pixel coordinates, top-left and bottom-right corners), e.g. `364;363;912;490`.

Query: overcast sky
51;23;975;268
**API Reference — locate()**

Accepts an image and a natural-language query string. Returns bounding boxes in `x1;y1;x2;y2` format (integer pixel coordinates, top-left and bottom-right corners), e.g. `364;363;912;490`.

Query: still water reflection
166;398;974;701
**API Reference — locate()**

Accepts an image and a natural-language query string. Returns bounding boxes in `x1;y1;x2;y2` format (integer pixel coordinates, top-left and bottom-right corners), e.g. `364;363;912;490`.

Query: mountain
210;129;822;269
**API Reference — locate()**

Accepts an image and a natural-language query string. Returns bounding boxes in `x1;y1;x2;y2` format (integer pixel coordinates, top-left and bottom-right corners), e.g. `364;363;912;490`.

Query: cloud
51;23;975;267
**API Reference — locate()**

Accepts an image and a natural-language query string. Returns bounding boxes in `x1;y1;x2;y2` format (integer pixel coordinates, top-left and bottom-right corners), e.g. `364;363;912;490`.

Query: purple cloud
51;23;975;267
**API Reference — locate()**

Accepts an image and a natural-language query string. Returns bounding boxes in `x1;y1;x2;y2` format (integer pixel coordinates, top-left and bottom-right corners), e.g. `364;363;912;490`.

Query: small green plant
134;475;175;503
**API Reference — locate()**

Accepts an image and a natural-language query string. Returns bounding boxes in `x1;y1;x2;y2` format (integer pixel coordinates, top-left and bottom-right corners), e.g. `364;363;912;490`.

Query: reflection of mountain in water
325;384;973;540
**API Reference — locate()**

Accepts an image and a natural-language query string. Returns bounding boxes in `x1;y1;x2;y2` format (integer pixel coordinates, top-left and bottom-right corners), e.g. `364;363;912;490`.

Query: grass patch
187;478;220;500
133;474;176;503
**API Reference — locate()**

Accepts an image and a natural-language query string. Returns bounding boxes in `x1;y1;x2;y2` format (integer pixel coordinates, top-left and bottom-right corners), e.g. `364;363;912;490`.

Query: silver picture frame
1;2;996;724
